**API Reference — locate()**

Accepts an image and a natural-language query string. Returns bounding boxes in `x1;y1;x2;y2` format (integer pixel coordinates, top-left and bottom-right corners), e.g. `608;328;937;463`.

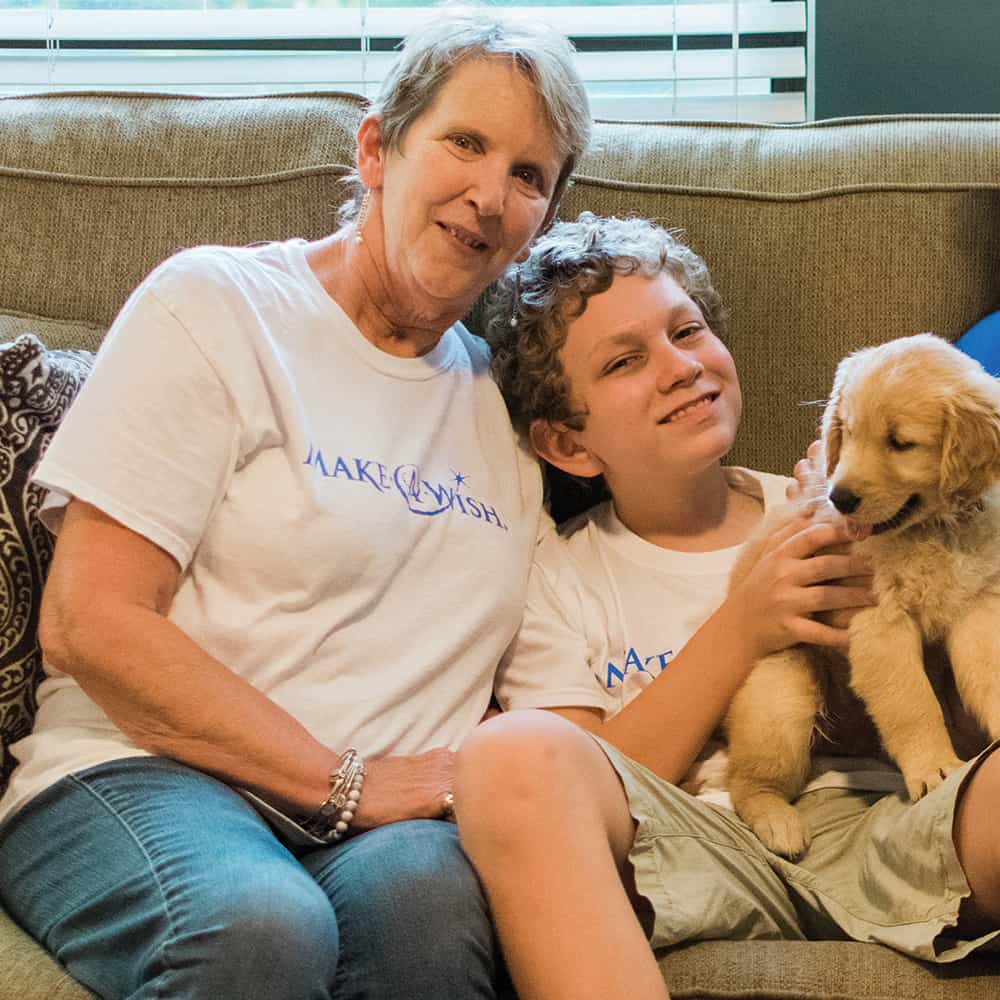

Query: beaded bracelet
302;748;366;843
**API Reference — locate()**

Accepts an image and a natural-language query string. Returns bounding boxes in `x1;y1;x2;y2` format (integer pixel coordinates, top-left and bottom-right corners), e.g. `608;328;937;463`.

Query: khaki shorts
593;736;1000;963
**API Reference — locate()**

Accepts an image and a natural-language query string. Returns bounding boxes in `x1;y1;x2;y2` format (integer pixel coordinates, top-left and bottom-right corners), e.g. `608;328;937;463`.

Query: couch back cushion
0;314;105;354
563;116;1000;474
2;94;1000;476
0;92;366;330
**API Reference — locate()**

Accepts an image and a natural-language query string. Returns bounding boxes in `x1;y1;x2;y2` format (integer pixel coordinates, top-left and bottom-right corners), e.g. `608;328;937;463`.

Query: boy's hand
784;438;875;631
787;439;828;509
730;515;875;660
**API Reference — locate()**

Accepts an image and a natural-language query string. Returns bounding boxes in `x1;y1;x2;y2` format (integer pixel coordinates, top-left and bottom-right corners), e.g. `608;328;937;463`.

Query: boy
455;214;1000;1000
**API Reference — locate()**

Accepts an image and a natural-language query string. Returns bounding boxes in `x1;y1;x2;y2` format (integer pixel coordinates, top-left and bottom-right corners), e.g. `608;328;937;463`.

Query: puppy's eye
887;432;916;452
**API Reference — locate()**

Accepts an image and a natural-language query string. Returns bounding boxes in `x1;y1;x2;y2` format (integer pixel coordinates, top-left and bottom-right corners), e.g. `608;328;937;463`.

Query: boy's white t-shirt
495;467;903;808
0;239;544;824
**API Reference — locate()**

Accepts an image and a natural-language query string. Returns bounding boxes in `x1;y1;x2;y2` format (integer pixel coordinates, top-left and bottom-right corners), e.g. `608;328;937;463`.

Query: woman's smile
370;58;563;324
437;221;490;253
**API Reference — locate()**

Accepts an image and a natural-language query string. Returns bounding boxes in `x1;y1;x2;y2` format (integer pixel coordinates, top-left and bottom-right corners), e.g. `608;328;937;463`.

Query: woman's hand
727;515;874;660
351;748;456;831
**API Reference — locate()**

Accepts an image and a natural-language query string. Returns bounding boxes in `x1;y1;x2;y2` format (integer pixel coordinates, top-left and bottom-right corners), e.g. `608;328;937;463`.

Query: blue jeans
0;757;508;1000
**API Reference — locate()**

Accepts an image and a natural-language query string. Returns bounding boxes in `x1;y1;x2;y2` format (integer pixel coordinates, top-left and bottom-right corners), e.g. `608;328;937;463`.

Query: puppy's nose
829;485;860;515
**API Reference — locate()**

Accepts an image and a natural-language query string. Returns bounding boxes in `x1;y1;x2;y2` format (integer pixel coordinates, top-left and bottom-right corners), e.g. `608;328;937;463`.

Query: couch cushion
0;91;366;331
558;115;1000;477
0;908;95;1000
5;97;1000;477
660;939;999;999
0;334;93;794
1;313;105;353
3;902;996;1000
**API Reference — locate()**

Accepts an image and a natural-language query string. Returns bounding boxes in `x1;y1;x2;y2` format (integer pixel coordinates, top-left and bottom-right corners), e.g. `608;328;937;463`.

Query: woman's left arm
41;498;342;815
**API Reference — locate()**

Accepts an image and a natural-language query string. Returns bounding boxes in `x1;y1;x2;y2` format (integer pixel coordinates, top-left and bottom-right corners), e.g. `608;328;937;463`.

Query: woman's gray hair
338;4;591;225
486;212;728;434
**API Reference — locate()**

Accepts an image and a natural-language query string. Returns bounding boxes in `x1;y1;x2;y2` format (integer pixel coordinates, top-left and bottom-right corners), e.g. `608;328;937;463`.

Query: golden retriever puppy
726;333;1000;859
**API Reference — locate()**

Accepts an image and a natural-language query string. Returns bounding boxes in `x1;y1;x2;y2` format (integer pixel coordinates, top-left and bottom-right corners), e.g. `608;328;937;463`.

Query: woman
0;10;590;1000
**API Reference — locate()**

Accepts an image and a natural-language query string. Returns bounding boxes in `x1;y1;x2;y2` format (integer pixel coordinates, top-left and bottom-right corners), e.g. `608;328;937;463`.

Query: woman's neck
304;231;460;358
609;463;763;552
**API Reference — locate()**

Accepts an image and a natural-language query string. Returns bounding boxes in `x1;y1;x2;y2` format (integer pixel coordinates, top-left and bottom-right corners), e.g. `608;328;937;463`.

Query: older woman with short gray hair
0;8;590;999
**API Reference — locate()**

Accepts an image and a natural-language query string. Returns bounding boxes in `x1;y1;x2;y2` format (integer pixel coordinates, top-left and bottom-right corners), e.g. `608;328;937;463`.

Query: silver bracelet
302;748;366;843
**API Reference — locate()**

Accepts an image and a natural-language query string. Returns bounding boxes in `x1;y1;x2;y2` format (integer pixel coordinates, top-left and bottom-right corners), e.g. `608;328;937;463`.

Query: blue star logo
451;469;469;491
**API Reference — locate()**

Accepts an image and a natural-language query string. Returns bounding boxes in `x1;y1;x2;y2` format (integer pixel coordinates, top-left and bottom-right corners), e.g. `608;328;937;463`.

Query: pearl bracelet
302;748;366;843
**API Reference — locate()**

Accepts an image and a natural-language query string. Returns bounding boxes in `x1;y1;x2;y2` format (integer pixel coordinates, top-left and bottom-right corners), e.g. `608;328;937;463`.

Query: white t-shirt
495;467;902;808
0;239;545;824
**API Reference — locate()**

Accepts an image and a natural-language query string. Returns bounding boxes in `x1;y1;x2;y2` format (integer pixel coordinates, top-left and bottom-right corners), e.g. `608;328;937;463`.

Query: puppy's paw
900;755;964;801
680;746;729;795
737;794;812;860
751;807;812;860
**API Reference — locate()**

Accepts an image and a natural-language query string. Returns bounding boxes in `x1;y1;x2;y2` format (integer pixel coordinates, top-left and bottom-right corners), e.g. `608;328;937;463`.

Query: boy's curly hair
485;212;727;435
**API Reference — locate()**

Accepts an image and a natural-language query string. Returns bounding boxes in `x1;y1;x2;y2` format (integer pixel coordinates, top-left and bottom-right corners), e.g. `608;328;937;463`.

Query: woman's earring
509;267;520;328
355;189;371;244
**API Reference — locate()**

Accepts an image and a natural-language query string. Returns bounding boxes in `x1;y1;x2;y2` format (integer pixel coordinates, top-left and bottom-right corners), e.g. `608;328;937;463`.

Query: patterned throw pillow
0;334;94;794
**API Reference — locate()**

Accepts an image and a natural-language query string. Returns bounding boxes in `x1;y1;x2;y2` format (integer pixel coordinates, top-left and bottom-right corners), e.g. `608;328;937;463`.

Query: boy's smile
548;270;742;490
658;390;720;424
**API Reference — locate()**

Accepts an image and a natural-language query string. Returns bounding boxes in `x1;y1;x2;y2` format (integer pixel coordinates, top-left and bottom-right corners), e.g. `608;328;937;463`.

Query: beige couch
1;92;999;1000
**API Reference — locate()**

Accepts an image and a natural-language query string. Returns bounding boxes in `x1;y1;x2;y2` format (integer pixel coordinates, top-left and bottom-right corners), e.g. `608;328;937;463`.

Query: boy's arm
538;516;872;785
494;528;616;720
545;596;760;782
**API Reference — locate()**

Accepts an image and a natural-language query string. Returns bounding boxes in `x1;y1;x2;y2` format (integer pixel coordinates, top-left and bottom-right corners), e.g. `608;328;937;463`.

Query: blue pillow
956;310;1000;376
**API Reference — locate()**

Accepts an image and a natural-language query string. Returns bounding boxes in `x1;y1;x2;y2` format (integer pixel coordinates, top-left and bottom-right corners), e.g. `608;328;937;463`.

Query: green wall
815;0;1000;118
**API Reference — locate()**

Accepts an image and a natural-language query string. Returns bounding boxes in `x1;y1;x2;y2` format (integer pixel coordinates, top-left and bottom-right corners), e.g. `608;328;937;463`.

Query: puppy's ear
940;376;1000;501
821;361;847;477
529;419;603;479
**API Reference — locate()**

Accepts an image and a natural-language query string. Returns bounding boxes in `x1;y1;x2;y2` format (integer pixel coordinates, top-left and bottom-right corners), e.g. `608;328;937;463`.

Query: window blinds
1;1;808;122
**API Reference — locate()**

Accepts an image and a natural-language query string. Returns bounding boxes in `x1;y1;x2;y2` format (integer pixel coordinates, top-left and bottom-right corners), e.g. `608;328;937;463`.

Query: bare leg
954;749;1000;936
455;711;669;1000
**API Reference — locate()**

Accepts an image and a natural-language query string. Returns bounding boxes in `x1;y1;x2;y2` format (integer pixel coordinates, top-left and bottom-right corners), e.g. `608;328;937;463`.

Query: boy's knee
456;710;594;841
955;750;1000;927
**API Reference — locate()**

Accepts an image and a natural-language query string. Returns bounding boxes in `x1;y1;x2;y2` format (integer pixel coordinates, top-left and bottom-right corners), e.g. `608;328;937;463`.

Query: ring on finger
441;791;456;823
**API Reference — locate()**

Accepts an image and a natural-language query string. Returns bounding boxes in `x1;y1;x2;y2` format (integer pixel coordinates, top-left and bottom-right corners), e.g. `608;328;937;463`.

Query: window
1;1;808;121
